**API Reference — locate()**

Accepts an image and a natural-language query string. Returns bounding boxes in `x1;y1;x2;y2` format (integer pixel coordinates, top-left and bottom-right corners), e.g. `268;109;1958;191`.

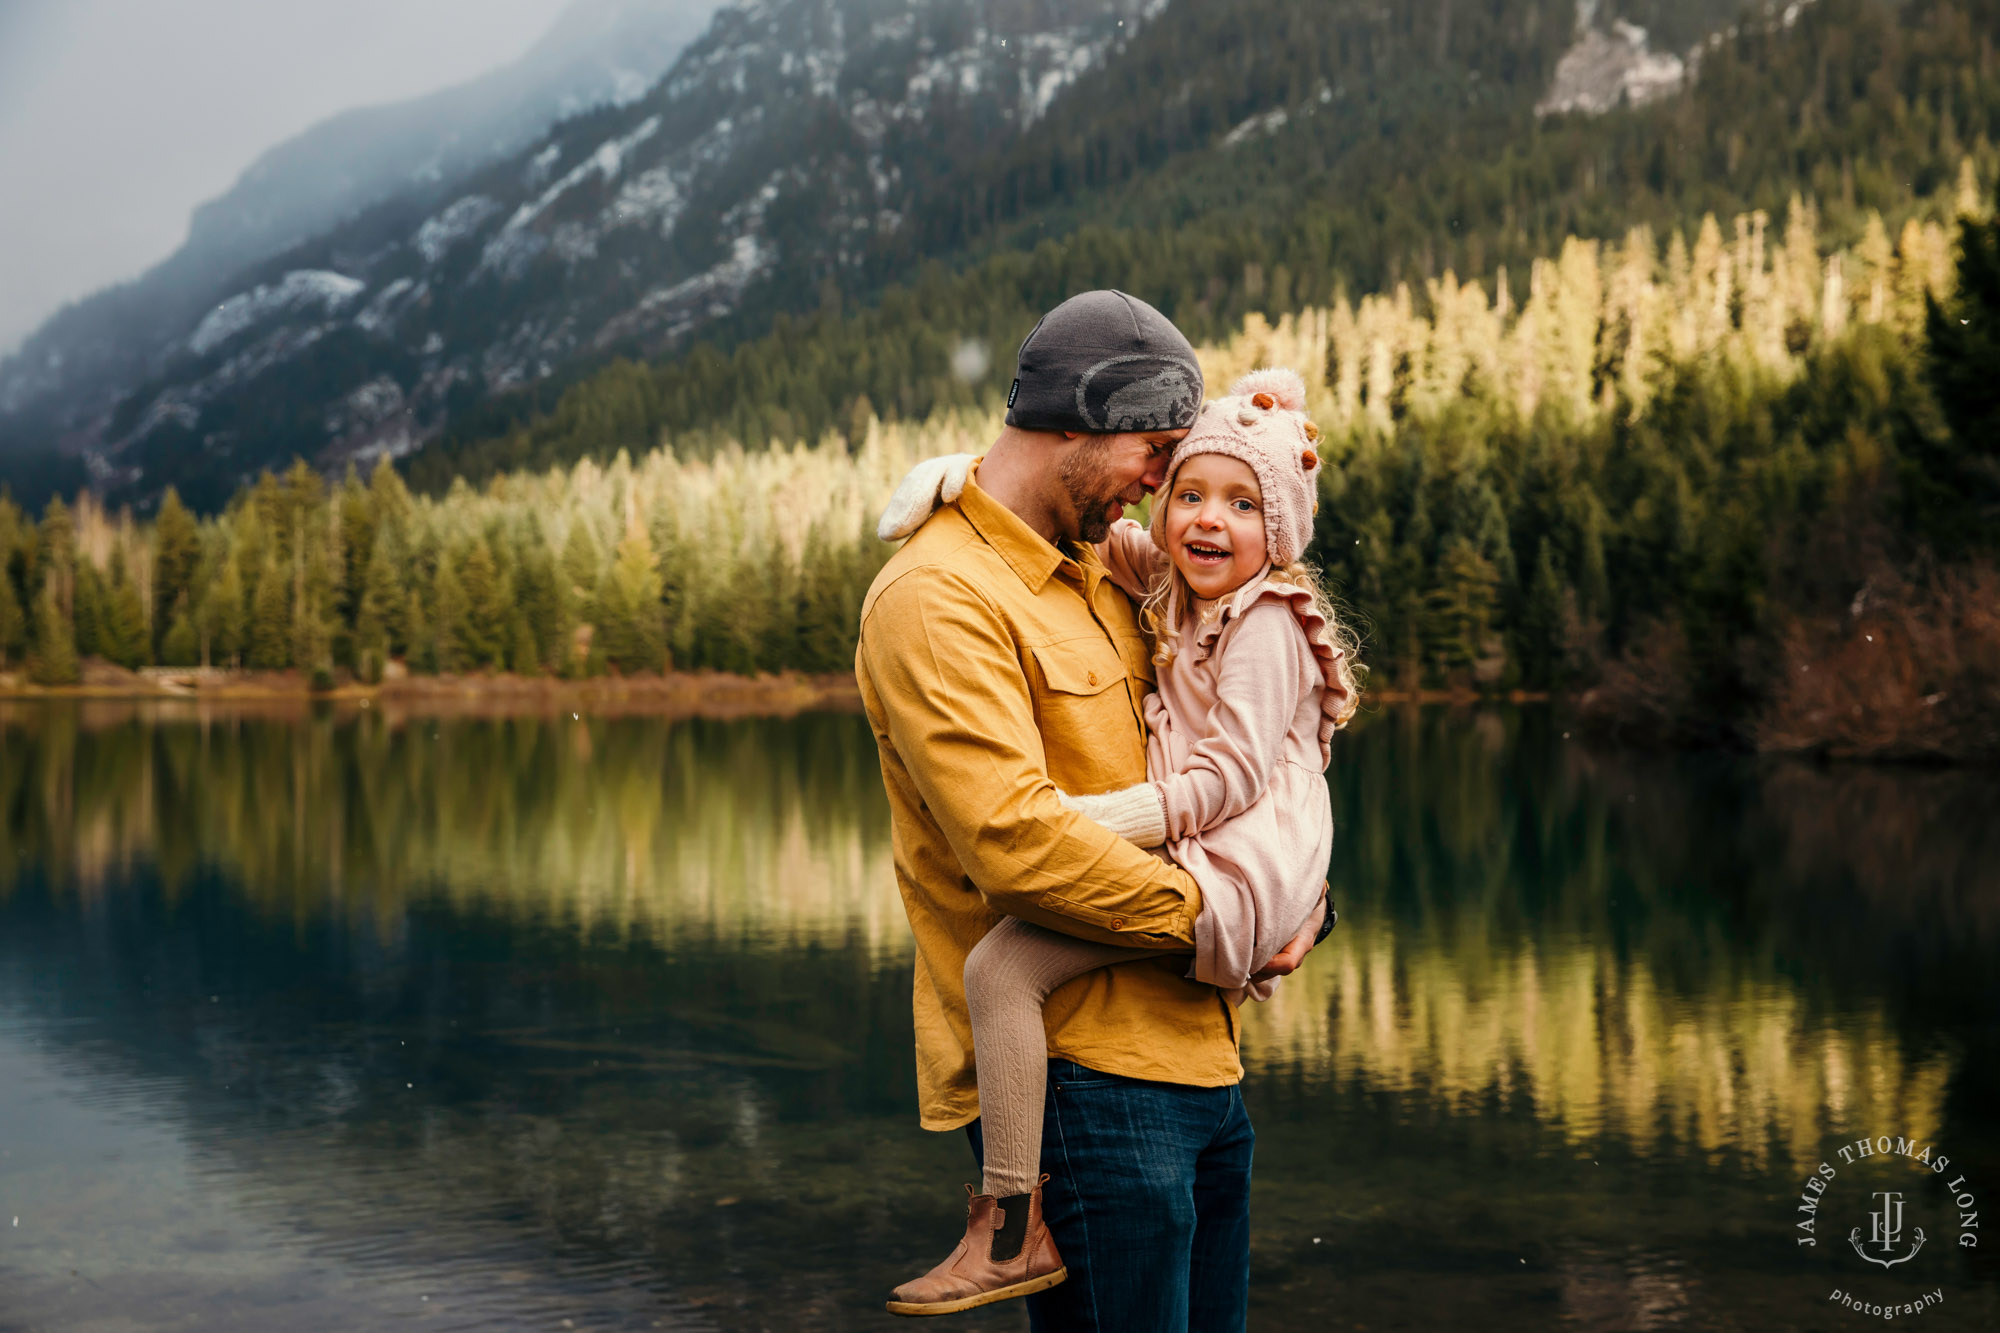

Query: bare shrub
1576;618;1703;745
1756;562;2000;761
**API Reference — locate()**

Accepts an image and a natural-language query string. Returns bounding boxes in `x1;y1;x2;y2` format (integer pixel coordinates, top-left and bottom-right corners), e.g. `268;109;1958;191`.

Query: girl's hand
1055;783;1168;849
878;454;976;540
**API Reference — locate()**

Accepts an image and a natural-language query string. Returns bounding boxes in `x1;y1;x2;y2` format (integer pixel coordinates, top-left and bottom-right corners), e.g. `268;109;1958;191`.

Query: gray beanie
1005;290;1203;434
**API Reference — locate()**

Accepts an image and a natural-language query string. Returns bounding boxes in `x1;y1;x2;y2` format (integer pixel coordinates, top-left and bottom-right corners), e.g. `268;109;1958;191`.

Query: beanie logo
1007;377;1020;409
1074;355;1201;432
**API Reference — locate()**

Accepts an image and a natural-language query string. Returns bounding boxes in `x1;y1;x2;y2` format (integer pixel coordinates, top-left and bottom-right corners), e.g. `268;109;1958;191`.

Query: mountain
431;0;1982;484
0;0;716;498
0;0;1173;510
179;0;720;288
6;0;1990;514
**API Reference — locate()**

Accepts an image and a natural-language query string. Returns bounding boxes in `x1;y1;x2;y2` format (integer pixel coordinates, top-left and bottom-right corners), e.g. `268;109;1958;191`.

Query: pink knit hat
1150;367;1321;566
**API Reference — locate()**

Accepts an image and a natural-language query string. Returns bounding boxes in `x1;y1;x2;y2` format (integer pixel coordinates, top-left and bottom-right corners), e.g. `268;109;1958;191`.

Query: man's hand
1249;897;1325;983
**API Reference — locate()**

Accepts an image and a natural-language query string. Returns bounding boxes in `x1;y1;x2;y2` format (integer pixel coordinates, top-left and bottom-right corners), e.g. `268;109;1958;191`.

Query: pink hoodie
1099;518;1344;1001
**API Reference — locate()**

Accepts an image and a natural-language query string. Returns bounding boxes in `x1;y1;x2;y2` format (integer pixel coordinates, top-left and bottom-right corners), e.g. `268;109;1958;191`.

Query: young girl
880;368;1361;1317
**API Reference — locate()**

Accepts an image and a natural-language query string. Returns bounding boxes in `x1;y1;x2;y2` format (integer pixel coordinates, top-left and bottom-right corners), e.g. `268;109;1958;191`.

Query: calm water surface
0;702;1995;1331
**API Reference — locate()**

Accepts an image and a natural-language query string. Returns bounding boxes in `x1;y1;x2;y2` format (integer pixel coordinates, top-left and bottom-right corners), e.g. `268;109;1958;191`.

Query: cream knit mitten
1056;784;1168;848
877;453;976;541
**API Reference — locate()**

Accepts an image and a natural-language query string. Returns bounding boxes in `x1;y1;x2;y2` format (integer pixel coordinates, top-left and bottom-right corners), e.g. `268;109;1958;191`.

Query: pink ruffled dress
1099;519;1349;1001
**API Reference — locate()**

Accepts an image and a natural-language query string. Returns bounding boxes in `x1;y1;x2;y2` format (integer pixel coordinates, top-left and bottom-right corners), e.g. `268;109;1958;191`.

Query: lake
0;701;1995;1331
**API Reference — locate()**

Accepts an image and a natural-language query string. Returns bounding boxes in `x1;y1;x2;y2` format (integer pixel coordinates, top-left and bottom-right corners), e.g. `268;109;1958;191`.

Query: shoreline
0;665;863;720
2;673;1979;761
0;663;1548;720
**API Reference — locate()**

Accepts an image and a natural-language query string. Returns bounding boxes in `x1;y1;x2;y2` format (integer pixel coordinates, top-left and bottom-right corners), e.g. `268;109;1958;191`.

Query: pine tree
30;578;78;685
1892;218;1935;330
595;521;665;673
404;592;434;674
710;556;770;674
368;457;413;524
336;466;375;633
204;557;248;667
72;560;105;659
432;561;468;673
455;538;506;668
1575;496;1611;617
1857;211;1895;323
0;565;24;669
353;534;404;681
247;559;291;669
514;536;561;672
0;493;19;567
280;458;325;533
289;504;337;674
560;522;600;607
36;497;75;602
102;550;149;668
1425;536;1499;679
353;609;388;684
160;602;199;667
793;524;864;673
150;488;201;655
508;612;540;676
1518;541;1568;689
0;496;25;670
1924;184;2000;523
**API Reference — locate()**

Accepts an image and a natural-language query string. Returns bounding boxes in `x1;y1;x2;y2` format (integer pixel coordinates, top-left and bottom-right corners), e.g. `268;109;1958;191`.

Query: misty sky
0;0;599;356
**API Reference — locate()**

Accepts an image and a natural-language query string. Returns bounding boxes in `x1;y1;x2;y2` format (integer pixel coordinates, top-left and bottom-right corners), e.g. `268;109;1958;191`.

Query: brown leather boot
885;1176;1067;1316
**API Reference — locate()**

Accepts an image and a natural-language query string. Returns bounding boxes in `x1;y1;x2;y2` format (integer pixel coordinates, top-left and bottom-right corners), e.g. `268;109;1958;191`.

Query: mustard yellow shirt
856;469;1242;1132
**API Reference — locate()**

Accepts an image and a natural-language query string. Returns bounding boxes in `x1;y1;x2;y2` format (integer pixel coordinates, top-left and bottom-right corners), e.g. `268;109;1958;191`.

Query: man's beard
1058;438;1125;545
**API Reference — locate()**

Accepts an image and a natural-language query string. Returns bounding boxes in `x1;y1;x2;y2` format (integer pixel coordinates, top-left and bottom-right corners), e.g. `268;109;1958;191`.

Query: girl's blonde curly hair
1140;556;1364;729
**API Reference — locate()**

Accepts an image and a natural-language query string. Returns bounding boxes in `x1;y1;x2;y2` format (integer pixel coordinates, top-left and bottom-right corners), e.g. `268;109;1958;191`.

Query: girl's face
1160;453;1266;601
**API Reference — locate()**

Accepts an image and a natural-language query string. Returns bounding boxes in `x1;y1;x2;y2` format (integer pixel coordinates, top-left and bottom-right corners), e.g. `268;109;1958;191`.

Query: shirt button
1111;917;1125;929
1087;671;1099;686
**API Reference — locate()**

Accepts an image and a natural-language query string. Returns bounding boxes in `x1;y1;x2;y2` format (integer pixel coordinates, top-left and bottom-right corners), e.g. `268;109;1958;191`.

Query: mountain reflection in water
0;702;1993;1330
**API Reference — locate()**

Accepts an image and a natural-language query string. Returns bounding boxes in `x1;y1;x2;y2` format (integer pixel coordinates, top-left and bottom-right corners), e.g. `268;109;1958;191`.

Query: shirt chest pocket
1029;638;1140;787
1033;639;1125;697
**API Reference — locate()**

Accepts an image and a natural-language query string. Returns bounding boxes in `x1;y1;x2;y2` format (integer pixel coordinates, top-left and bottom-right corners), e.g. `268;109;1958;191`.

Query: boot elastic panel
989;1193;1031;1262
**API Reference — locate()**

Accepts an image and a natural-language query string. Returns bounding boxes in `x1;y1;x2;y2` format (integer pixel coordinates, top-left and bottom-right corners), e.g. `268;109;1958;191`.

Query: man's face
1056;428;1187;545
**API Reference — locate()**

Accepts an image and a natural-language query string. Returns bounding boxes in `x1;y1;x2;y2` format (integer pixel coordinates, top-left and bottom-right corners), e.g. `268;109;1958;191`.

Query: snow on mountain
188;272;368;358
178;0;719;281
1536;17;1686;117
10;0;1168;505
479;114;666;277
416;197;504;265
0;0;716;480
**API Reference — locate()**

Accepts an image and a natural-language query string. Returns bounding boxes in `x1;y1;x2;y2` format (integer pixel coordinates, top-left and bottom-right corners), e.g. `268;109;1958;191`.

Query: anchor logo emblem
1849;1191;1926;1268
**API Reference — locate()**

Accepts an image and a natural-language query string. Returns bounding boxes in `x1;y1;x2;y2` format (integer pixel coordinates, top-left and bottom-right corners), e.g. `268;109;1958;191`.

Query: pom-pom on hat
1150;367;1322;566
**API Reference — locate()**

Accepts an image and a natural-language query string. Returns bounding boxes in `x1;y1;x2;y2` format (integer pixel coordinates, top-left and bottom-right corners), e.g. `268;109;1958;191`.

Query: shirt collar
957;462;1070;594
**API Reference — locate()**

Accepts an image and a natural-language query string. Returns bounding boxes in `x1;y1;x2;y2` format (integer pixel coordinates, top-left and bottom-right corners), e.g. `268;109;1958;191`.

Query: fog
0;0;614;356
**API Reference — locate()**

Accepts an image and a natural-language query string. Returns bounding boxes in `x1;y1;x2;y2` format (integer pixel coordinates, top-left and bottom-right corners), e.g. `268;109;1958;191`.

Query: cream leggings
963;916;1148;1197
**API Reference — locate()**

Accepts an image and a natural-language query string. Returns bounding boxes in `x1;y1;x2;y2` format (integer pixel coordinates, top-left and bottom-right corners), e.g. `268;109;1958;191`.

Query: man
856;290;1325;1330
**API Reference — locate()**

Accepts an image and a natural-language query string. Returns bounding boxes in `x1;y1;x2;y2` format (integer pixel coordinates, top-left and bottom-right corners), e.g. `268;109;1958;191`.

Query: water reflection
1250;709;1996;1174
0;703;1994;1330
0;703;901;950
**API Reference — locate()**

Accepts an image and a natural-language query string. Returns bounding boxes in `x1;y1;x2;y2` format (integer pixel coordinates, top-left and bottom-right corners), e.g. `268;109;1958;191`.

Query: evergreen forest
407;0;1999;487
2;171;1995;758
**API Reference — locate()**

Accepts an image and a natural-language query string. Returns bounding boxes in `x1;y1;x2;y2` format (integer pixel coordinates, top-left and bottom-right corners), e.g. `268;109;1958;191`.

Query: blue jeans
967;1058;1254;1332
